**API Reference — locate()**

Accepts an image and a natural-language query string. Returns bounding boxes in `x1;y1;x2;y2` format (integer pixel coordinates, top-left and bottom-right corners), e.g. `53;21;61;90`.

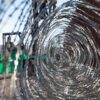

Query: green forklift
0;32;21;75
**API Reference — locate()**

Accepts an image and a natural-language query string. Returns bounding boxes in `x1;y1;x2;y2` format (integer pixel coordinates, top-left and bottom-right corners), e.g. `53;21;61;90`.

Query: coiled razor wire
25;0;100;100
0;0;100;100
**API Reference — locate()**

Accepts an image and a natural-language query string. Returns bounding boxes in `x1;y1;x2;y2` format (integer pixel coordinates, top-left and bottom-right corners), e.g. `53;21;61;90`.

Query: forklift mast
2;32;21;54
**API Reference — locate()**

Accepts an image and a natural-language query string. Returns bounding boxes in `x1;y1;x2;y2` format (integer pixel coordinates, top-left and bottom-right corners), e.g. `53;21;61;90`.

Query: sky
0;0;67;45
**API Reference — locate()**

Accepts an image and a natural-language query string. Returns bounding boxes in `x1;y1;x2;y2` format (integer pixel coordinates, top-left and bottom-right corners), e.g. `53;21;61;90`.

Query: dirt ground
0;74;14;100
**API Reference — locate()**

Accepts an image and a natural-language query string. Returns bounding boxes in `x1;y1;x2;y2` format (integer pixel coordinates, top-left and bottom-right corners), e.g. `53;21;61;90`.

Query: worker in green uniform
5;36;16;73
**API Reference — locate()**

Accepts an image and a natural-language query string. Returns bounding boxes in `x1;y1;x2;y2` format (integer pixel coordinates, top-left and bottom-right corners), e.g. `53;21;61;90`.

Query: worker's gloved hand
8;57;13;62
